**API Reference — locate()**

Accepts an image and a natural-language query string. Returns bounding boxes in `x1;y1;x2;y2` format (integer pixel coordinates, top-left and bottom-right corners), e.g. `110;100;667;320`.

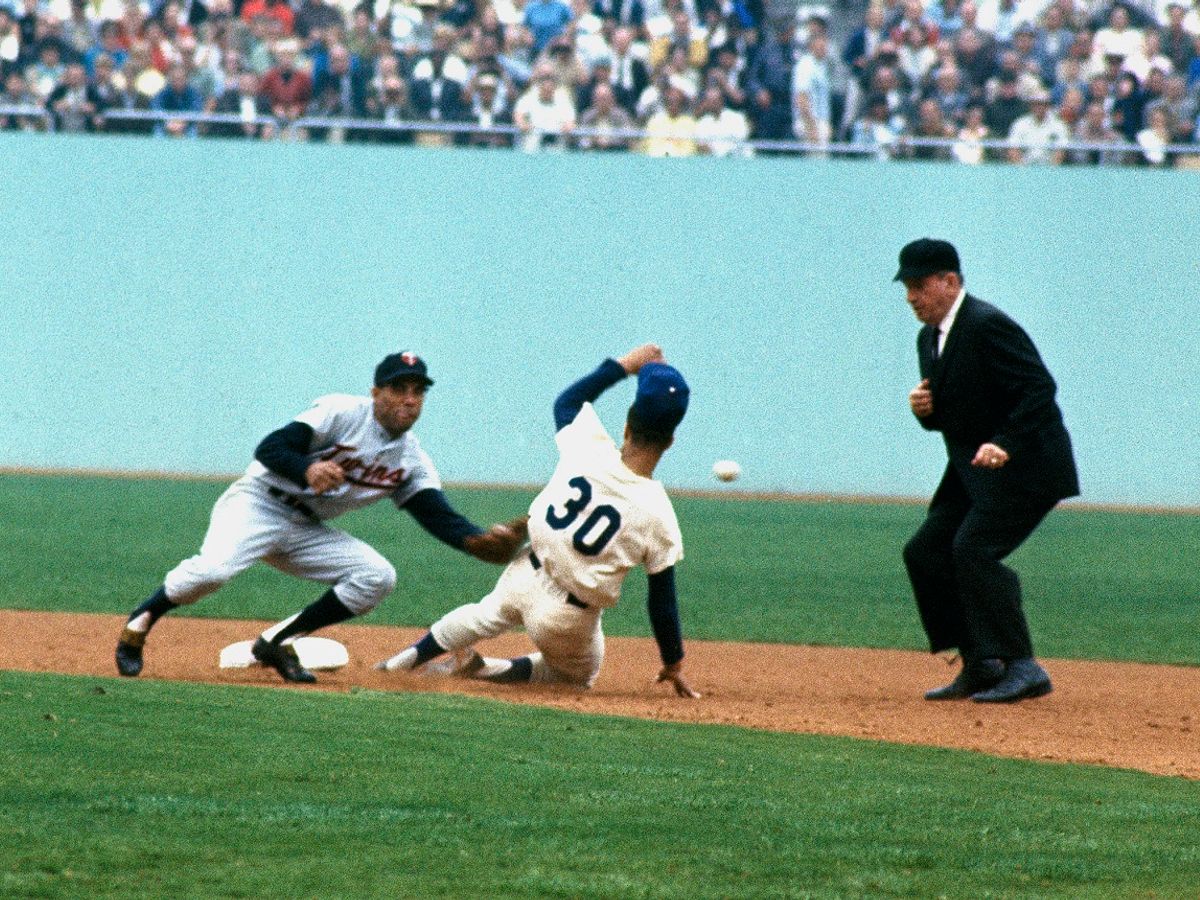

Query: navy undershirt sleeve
254;421;315;489
553;358;628;430
646;567;684;666
403;488;484;549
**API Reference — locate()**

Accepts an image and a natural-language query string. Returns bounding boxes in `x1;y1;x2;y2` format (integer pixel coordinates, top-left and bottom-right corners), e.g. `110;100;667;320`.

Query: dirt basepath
4;610;1197;780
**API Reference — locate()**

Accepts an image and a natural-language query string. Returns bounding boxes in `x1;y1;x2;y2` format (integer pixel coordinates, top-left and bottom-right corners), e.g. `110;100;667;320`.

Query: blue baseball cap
630;363;689;436
375;351;434;387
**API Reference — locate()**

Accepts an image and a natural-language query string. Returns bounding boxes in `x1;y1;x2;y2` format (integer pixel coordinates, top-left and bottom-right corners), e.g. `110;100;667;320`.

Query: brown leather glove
462;515;529;564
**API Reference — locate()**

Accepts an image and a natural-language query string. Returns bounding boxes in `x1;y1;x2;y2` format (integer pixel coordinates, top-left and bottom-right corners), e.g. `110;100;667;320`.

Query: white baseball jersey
525;403;683;609
243;393;441;521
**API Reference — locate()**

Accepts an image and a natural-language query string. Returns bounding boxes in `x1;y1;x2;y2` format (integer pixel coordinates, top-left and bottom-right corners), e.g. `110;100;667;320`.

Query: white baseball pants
163;479;396;614
430;550;604;687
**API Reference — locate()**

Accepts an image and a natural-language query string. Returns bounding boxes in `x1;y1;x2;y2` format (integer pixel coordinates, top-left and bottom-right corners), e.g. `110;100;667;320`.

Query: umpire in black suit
896;238;1079;703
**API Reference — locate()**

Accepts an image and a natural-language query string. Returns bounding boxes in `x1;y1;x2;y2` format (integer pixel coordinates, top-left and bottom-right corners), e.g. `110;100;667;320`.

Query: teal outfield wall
1;133;1195;505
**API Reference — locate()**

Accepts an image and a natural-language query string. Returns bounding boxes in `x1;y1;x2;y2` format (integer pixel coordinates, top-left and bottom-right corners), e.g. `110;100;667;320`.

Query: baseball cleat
251;637;317;684
115;627;146;677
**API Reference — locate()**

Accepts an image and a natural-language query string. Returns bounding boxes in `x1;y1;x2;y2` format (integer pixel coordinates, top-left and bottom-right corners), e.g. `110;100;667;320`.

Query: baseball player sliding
376;343;700;699
115;351;526;683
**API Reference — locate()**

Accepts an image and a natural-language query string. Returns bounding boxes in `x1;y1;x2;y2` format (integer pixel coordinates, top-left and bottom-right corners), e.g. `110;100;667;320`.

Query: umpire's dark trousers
903;470;1057;662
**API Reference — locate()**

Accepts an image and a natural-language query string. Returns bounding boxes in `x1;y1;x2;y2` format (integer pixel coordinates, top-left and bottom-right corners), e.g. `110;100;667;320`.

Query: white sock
382;646;419;672
476;656;514;679
125;612;152;634
260;614;300;644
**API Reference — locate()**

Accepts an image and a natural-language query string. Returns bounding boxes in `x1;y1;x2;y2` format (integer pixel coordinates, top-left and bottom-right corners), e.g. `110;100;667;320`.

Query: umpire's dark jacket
916;294;1080;507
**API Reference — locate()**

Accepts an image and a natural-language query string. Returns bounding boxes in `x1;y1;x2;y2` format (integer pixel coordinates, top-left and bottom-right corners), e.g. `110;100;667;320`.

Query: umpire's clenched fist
909;378;934;418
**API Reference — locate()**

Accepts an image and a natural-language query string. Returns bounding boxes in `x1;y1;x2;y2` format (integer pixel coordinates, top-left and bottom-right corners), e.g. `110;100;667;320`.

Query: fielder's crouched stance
115;351;526;683
377;343;700;699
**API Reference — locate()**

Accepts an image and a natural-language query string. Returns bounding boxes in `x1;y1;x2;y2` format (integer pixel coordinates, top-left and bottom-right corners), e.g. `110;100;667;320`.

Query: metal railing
3;104;1198;165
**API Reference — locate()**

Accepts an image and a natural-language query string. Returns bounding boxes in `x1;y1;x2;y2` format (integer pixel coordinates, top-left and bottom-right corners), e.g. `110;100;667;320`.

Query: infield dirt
4;609;1197;780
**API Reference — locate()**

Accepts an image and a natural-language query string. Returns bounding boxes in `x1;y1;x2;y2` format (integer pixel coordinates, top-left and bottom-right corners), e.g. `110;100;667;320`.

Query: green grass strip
2;671;1198;898
1;474;1198;664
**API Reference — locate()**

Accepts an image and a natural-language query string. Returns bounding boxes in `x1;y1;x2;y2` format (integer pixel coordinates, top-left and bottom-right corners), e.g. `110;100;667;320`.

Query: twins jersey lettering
526;402;683;609
244;394;441;520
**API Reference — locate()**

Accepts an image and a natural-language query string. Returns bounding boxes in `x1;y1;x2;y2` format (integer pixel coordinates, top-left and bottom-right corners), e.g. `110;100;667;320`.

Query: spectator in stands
926;62;969;126
462;71;513;147
792;31;836;146
1110;69;1146;141
61;0;95;62
90;51;133;122
152;63;202;136
0;70;44;130
1148;74;1197;144
1136;104;1172;165
607;24;648;114
950;102;988;162
843;3;887;88
1091;5;1140;70
953;27;997;102
1069;97;1126;163
1006;86;1068;163
745;15;795;141
593;0;645;30
975;0;1024;45
513;61;575;149
294;0;344;42
850;90;899;158
577;78;633;148
641;81;696;155
906;95;953;159
409;23;468;142
705;42;747;111
542;34;590;94
1032;3;1074;86
498;23;536;86
896;23;937;93
927;0;965;39
308;43;366;141
25;36;65;101
1160;2;1195;76
0;8;19;79
46;60;103;131
984;70;1024;136
212;69;275;138
694;82;751;155
260;38;313;127
649;8;707;71
523;0;572;55
241;0;294;37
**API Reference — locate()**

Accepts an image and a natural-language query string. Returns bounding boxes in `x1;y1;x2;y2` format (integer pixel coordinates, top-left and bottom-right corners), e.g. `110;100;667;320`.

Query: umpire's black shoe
115;627;145;677
924;657;1005;701
252;638;317;684
971;658;1052;703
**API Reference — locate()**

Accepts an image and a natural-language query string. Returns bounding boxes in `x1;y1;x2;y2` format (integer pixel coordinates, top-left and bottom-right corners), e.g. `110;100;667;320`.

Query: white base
219;636;350;671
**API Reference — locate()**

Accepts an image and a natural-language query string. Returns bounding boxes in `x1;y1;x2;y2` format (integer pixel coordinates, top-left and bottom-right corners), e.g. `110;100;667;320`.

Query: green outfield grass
3;671;1198;899
1;473;1197;665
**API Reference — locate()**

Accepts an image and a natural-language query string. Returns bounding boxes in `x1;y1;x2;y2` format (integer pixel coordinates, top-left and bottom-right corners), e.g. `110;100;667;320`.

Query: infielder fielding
376;343;700;699
115;351;526;683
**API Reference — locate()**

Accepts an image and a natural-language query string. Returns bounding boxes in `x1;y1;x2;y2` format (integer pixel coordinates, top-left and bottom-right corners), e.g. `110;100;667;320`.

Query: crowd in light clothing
2;0;1198;165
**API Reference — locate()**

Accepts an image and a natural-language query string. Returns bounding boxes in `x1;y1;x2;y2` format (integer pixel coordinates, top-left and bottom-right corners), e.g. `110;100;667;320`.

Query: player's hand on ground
971;442;1009;469
617;344;665;375
657;663;701;699
908;379;934;418
463;516;528;564
305;460;346;494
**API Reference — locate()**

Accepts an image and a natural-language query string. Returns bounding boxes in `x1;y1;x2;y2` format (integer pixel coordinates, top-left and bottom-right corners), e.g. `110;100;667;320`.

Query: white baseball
712;460;741;482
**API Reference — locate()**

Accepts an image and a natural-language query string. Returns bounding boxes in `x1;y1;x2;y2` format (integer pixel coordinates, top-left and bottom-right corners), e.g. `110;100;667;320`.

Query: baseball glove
462;515;529;564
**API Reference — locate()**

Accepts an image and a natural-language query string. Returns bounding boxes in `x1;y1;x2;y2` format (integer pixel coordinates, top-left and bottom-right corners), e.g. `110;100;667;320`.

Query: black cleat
971;658;1052;703
252;637;317;684
925;657;1005;700
115;628;146;677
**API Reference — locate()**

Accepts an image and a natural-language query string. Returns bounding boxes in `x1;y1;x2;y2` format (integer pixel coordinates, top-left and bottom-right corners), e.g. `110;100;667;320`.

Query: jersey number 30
545;476;622;556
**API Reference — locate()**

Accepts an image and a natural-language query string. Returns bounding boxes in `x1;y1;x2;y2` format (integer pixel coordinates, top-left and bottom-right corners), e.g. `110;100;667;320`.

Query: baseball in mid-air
712;460;741;482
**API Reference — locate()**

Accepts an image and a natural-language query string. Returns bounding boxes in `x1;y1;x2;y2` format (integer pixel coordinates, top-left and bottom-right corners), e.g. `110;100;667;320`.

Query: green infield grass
3;671;1198;899
1;473;1198;665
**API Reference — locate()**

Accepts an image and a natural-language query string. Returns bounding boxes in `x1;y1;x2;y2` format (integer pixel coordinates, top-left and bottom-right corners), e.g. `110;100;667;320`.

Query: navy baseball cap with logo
630;363;689;437
375;351;434;388
893;238;961;282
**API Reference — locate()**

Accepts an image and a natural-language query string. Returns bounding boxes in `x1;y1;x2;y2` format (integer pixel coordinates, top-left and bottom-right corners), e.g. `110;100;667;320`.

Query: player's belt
266;486;319;520
528;551;590;609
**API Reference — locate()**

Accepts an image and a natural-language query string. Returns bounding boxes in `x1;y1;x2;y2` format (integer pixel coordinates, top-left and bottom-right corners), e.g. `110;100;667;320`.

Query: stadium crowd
2;0;1199;164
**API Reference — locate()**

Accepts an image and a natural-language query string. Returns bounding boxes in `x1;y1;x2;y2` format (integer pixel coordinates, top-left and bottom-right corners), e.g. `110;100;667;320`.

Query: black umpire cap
375;351;434;387
894;238;962;282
